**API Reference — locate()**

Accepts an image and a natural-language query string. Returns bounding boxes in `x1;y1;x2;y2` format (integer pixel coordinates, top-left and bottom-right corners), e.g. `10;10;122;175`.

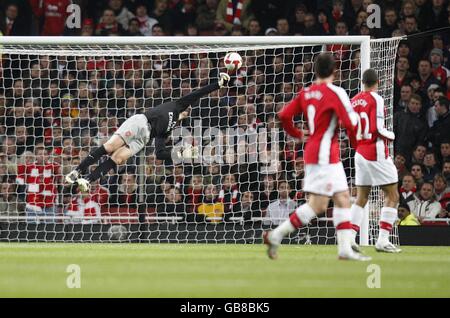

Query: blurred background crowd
0;0;449;227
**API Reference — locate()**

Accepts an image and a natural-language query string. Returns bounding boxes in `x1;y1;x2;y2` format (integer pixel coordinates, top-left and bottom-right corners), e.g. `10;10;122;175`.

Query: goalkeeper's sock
377;207;397;245
350;204;364;243
271;203;316;244
77;145;108;174
333;207;353;255
85;158;117;183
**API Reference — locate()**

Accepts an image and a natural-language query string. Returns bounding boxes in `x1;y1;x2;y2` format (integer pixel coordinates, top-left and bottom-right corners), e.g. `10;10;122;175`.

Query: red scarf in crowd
226;0;243;25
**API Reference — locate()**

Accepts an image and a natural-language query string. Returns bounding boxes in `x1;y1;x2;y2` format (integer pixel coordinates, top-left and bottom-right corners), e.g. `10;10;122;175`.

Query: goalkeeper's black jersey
144;81;220;160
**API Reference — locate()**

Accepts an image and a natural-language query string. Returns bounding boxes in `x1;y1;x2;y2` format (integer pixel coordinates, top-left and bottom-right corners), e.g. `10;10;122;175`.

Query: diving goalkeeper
65;72;230;192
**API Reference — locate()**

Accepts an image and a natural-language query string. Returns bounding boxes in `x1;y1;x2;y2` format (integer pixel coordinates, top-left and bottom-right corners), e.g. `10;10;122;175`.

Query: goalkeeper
66;72;230;192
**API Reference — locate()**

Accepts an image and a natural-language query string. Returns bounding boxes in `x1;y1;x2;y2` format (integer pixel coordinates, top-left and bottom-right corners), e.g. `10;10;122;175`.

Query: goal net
0;36;401;244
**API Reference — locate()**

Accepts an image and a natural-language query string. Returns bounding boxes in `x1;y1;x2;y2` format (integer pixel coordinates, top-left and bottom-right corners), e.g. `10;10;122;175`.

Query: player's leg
264;194;328;259
375;182;401;253
76;114;150;192
77;146;134;192
350;185;371;250
333;190;371;261
65;134;124;184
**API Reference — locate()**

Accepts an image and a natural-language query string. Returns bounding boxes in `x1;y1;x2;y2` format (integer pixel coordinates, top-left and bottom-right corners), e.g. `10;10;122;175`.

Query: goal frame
1;35;377;245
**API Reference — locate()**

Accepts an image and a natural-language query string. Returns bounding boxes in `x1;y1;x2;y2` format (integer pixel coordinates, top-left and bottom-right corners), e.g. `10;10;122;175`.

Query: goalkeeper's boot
76;178;91;193
375;241;402;253
338;251;372;262
65;169;80;185
263;231;279;260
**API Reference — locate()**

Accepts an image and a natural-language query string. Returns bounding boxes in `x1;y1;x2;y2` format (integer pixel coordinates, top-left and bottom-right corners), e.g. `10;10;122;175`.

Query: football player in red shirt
350;69;401;253
263;53;370;261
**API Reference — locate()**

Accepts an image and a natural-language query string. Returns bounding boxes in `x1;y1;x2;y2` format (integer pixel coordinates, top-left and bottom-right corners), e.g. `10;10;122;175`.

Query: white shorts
114;114;151;156
355;152;398;186
304;162;348;197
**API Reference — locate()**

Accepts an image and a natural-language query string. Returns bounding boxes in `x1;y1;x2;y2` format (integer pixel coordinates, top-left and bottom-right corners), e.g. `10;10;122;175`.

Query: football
224;52;243;72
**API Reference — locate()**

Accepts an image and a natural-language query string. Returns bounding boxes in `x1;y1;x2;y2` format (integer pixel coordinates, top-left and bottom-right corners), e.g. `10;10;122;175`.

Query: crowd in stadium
0;0;449;226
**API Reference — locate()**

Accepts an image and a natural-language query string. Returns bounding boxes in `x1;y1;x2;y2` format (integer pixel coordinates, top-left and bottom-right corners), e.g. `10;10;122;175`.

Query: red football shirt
351;91;394;161
278;82;358;165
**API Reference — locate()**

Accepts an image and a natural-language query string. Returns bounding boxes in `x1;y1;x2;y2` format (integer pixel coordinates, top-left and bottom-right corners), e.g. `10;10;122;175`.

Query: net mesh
0;38;401;243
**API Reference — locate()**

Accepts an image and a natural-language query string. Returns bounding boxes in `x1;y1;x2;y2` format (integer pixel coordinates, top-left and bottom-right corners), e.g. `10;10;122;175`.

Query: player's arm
176;73;230;110
334;88;359;147
154;136;172;161
374;93;395;141
277;95;304;140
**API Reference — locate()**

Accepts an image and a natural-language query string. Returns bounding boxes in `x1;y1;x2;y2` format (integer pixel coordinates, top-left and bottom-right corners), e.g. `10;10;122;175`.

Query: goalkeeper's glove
177;143;200;160
218;72;230;88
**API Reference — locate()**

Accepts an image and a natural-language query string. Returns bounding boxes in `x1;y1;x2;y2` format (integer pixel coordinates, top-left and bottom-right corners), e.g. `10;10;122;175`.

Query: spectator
171;0;197;34
427;97;450;151
394;153;409;181
216;0;254;33
109;173;138;209
107;0;135;32
408;181;442;221
425;84;441;127
157;187;185;219
317;10;331;35
423;151;440;181
436;206;450;218
151;23;165;36
150;0;173;35
395;84;413;114
195;0;219;34
434;173;450;201
96;8;125;36
197;184;224;223
410;144;427;166
447;74;450;99
443;159;450;183
217;173;239;213
0;3;28;35
126;18;143;36
0;182;24;218
404;16;426;70
410;163;425;186
65;182;109;224
264;180;297;225
258;174;278;211
394;57;415;108
397;203;421;226
289;4;307;35
185;174;203;214
16;147;60;224
246;18;261;35
330;0;345;30
400;174;417;204
421;0;449;30
275;17;290;36
430;48;449;86
231;190;260;221
375;7;398;38
134;3;158;36
417;59;441;98
440;141;450;163
394;94;427;159
32;0;71;36
302;12;325;36
80;18;95;36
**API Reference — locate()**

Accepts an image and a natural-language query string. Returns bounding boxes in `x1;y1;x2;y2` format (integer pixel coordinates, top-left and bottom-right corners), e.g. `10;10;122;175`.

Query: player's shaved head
314;52;335;78
362;68;378;87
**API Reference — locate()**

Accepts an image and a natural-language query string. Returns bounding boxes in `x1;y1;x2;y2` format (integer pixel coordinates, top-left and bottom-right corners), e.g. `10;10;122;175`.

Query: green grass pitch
0;243;449;297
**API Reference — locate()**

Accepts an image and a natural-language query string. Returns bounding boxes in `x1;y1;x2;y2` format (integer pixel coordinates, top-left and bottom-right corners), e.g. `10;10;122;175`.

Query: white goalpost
0;36;402;245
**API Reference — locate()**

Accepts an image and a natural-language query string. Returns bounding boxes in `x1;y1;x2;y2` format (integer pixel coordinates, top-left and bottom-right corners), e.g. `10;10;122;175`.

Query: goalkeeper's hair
362;68;378;87
314;52;335;78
